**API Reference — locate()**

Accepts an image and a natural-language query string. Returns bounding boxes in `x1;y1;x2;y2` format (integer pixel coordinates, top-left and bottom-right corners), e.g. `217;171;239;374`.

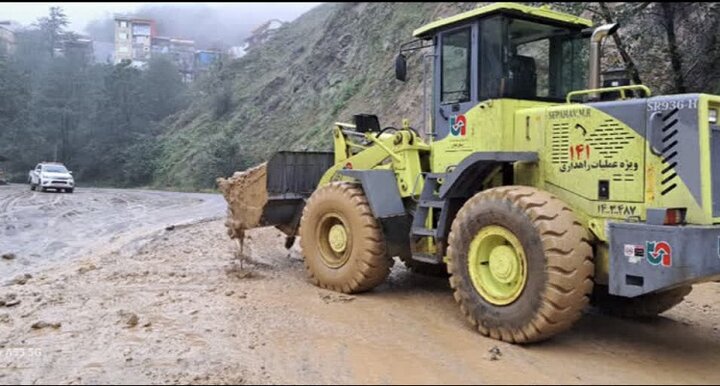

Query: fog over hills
84;3;320;49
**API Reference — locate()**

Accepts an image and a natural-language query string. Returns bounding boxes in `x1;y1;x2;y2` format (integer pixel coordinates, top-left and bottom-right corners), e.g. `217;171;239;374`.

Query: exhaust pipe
589;23;619;92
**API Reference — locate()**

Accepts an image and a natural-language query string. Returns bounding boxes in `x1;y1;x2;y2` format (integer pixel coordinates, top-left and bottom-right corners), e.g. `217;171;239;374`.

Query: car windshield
43;165;68;173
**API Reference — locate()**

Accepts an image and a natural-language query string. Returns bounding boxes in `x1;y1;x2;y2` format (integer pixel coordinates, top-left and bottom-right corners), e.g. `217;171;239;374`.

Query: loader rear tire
591;285;692;318
299;182;393;294
447;186;594;343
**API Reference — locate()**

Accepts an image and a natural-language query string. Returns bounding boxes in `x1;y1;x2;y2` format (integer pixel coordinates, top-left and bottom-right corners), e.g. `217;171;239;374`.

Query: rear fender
439;152;539;199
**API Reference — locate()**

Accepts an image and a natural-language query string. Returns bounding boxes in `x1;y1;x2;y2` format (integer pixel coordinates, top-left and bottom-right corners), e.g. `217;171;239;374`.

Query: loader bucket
217;151;334;241
217;163;269;240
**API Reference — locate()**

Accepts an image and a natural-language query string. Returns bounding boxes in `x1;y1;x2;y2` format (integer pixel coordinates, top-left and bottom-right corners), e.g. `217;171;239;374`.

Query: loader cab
411;3;591;139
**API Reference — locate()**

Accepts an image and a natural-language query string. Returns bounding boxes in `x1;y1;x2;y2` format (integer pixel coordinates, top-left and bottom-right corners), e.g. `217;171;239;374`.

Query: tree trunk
661;3;686;93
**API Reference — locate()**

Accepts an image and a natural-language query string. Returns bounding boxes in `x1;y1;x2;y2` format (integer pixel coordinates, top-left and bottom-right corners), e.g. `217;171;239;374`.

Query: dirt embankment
1;215;719;384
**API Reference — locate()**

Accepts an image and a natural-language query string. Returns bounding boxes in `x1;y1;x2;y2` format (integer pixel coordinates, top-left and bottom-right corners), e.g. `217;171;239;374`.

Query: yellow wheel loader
218;3;720;343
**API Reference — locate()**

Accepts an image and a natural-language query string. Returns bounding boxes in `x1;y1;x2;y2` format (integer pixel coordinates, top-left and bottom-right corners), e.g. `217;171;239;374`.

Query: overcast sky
1;2;321;32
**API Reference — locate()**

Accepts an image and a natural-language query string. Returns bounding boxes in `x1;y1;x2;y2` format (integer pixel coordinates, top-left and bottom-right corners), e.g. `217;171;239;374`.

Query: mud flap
608;222;720;297
338;169;412;259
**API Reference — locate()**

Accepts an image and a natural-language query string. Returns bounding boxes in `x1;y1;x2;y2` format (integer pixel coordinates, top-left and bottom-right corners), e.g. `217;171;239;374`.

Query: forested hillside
0;8;188;186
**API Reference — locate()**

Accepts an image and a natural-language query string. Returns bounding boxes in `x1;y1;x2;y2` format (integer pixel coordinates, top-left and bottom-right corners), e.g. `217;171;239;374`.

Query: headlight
710;108;717;124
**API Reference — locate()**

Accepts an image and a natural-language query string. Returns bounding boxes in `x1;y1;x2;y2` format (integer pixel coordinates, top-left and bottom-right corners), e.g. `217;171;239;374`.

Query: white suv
28;162;75;193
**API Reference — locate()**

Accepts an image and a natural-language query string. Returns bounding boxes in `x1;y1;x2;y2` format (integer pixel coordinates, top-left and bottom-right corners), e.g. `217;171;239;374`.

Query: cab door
434;24;477;140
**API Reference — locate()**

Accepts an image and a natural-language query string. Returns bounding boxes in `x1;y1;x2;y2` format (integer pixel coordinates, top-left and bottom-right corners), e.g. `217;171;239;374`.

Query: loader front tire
591;285;692;318
447;186;594;343
299;182;393;294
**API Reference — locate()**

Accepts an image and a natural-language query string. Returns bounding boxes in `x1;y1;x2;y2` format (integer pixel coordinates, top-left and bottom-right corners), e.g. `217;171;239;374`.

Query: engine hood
41;172;72;179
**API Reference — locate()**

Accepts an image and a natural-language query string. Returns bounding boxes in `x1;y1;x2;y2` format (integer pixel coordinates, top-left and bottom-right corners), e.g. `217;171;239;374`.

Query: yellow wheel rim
317;213;351;268
468;225;527;306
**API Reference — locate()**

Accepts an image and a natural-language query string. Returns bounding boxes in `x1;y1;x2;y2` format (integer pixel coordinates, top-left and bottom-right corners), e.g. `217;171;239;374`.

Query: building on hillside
170;38;196;83
0;21;95;63
150;36;171;55
194;49;221;76
59;34;94;63
226;44;247;59
113;15;228;82
0;21;21;55
150;36;197;82
244;19;285;50
114;16;155;64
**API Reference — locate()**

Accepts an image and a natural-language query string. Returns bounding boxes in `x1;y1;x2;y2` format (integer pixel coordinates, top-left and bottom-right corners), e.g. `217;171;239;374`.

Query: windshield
505;18;587;101
43;165;68;173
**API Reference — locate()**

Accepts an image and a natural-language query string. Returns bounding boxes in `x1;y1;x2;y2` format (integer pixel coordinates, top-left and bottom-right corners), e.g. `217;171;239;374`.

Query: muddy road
1;184;719;384
0;184;225;279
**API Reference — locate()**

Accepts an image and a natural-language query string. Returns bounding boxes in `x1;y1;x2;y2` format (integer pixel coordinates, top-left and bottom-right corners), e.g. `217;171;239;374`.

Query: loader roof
413;2;593;39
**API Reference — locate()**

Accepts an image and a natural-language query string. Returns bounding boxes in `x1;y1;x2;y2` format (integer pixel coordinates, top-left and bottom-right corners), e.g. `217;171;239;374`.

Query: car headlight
710;108;717;124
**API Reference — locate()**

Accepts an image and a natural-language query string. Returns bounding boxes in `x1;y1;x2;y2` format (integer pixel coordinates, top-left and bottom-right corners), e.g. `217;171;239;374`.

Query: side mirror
395;53;407;82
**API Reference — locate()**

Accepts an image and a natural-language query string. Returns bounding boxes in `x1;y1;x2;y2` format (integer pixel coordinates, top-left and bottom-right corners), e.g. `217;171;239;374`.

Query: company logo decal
449;114;466;137
646;241;672;267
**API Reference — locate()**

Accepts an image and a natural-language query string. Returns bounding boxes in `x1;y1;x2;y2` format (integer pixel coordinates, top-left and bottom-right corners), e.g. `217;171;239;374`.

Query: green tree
0;7;189;186
0;54;32;179
141;57;189;122
36;6;69;58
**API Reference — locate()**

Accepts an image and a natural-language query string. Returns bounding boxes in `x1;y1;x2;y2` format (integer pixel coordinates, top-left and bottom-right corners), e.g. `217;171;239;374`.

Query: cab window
441;28;471;104
506;18;587;100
